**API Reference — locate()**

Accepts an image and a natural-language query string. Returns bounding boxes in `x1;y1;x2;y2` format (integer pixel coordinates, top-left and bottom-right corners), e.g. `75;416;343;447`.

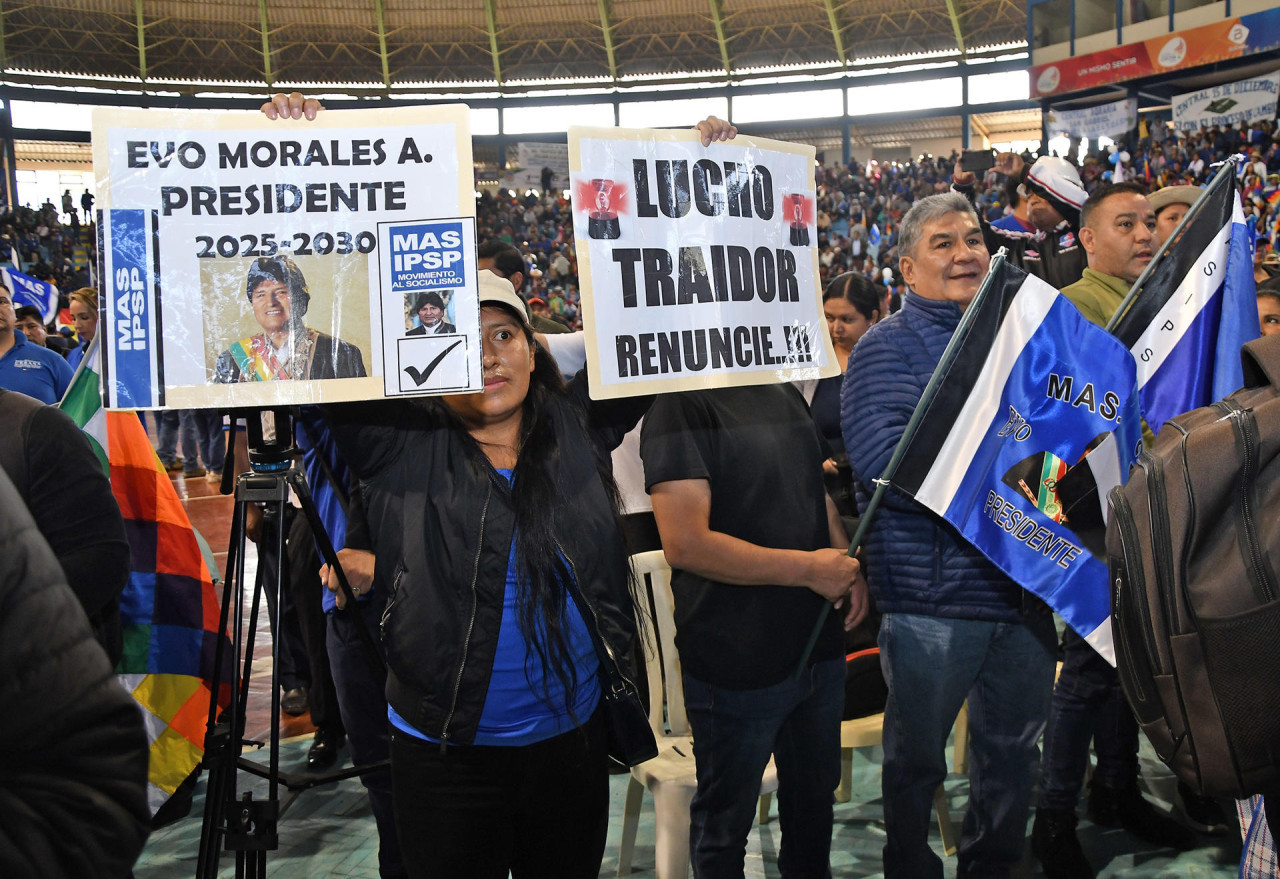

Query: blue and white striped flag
2;266;58;322
1111;173;1259;434
890;260;1143;663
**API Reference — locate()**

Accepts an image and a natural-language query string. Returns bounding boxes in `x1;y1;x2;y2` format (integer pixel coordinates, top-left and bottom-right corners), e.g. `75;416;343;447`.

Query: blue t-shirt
389;469;601;746
0;331;74;404
295;412;357;613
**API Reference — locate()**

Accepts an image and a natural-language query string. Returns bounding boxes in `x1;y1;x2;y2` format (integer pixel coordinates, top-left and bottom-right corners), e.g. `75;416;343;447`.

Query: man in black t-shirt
641;383;866;878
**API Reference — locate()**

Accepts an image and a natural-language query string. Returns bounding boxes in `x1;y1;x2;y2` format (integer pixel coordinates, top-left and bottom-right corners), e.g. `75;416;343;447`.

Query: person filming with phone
952;150;1089;290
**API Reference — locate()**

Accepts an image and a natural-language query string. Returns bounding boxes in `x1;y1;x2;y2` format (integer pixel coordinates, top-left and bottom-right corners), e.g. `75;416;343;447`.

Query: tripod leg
197;483;253;879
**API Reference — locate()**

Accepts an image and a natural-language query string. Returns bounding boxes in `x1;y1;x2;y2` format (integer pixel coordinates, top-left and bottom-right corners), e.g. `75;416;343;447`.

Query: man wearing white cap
953;154;1090;290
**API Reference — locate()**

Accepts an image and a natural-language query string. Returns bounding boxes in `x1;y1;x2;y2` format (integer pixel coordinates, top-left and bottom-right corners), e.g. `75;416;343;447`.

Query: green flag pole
792;248;1011;680
1104;155;1242;334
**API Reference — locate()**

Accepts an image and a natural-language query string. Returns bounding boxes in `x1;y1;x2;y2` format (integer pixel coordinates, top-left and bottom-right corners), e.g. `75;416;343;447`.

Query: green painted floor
135;732;1243;878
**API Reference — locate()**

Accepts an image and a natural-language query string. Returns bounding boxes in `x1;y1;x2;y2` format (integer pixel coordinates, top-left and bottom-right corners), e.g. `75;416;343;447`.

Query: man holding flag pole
1031;182;1201;878
838;182;1163;876
1034;160;1259;874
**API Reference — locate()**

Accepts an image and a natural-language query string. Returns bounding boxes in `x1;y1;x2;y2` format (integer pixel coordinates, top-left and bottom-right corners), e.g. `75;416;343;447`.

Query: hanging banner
1172;71;1280;131
1030;8;1280;98
568;126;838;400
501;142;570;192
1046;97;1138;139
92;106;478;410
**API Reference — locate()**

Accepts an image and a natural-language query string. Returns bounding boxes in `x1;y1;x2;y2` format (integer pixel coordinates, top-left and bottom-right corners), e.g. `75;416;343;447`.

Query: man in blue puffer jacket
841;191;1058;879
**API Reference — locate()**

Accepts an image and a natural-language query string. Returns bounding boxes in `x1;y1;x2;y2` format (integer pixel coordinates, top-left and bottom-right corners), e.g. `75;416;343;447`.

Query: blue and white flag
2;266;58;322
1111;173;1258;435
890;260;1143;663
868;223;882;247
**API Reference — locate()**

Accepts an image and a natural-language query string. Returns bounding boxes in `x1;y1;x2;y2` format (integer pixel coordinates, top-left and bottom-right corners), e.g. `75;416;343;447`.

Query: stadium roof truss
4;0;1027;94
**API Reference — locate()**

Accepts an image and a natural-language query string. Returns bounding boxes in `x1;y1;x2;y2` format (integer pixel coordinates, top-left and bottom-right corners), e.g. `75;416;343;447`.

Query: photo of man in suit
213;255;366;383
405;291;456;336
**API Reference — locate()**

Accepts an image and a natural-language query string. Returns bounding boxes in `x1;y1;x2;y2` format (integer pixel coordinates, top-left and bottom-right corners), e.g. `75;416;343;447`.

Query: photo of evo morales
213;255;367;383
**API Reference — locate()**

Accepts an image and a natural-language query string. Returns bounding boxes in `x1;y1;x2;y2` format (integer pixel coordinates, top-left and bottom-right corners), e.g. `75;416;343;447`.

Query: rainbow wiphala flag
60;337;232;814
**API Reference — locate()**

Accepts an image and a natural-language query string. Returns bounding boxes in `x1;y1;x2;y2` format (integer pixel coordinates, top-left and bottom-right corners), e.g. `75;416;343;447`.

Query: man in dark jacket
0;388;131;664
0;466;150;877
954;154;1090;291
841;192;1058;879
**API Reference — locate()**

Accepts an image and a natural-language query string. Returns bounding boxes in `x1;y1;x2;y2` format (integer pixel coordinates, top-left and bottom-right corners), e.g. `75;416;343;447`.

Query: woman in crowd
66;286;98;370
325;271;649;879
812;272;881;515
1258;280;1280;337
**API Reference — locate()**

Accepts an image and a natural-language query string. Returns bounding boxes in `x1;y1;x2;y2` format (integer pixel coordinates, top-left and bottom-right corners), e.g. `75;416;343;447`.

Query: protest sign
92;106;478;410
1046;97;1138;140
569;126;837;400
1172;71;1280;131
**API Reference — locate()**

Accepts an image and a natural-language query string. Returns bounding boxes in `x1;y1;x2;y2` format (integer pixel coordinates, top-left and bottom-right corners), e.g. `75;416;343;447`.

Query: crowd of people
2;88;1279;879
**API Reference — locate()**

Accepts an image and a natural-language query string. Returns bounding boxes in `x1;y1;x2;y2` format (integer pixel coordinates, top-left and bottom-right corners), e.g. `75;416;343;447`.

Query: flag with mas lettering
60;336;232;814
1111;172;1258;435
889;260;1143;663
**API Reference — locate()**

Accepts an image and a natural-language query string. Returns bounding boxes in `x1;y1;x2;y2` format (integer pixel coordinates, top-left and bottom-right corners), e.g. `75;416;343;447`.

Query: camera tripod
196;409;387;878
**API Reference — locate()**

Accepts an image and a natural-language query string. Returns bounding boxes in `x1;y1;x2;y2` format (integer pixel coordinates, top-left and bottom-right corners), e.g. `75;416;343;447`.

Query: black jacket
0;389;130;664
954;179;1087;291
0;467;150;877
406;321;457;336
328;373;649;747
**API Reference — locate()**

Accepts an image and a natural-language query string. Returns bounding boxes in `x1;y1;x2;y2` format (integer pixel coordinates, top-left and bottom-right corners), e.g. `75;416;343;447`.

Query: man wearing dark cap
954;154;1090;290
405;291;455;335
214;255;366;383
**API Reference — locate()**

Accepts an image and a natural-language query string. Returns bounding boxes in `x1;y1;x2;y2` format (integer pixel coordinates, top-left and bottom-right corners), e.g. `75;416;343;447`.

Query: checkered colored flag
60;336;232;814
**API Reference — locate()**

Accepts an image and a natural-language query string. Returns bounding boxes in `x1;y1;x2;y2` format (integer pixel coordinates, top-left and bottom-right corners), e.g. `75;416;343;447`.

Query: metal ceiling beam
484;0;502;85
821;0;847;66
258;0;273;86
708;0;732;75
134;0;147;83
597;0;618;82
374;0;391;88
944;0;966;55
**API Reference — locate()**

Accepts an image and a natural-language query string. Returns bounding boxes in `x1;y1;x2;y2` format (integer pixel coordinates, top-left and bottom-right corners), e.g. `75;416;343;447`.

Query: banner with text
92;106;478;409
1029;8;1280;98
569;126;837;400
501;142;571;192
1173;71;1280;131
1046;97;1138;139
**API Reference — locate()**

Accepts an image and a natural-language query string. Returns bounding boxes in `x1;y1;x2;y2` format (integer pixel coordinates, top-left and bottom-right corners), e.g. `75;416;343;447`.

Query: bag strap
1241;334;1280;390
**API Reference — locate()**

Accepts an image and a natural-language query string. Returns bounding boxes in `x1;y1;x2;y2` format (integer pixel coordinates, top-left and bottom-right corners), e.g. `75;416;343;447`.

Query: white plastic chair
617;550;779;878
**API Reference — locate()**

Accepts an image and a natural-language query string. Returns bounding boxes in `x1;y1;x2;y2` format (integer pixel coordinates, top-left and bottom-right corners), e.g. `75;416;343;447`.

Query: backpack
1107;334;1280;800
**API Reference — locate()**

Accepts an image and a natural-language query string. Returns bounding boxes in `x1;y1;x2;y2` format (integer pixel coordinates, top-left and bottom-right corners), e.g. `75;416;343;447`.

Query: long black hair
452;307;635;718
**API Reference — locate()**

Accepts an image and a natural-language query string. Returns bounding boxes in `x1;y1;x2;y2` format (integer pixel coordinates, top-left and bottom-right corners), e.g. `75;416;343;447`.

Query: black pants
390;708;609;879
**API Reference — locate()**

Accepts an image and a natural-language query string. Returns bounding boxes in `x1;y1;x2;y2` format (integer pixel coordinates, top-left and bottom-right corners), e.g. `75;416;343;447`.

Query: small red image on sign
576;178;629;239
786;192;814;246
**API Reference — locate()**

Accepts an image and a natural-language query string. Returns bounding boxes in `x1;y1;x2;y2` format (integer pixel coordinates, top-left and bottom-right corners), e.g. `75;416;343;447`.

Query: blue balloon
1108;152;1120;165
1102;170;1113;181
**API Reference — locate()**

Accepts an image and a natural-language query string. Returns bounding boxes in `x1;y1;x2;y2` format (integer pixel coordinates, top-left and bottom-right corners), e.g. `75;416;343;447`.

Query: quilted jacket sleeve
0;469;150;878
